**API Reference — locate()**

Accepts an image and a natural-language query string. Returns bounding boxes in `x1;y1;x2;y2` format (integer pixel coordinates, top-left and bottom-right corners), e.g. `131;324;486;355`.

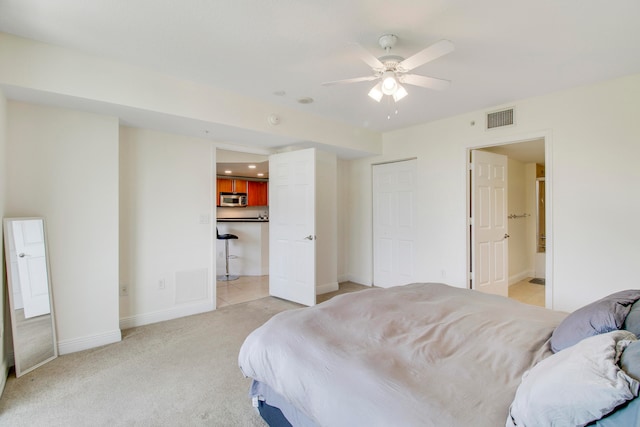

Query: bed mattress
239;283;567;427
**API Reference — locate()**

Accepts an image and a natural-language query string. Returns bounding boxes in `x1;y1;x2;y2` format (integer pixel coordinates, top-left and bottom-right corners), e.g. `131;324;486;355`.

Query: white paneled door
471;150;509;297
268;148;316;306
373;159;417;288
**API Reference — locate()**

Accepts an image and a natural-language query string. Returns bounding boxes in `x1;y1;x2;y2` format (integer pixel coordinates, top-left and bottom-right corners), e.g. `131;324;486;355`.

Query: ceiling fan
323;34;454;102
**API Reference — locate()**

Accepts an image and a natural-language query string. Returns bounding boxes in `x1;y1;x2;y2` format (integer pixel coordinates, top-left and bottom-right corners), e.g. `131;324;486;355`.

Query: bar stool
217;227;239;281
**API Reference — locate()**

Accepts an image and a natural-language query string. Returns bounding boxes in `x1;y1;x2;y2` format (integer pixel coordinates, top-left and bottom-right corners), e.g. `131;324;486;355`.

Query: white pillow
507;330;639;427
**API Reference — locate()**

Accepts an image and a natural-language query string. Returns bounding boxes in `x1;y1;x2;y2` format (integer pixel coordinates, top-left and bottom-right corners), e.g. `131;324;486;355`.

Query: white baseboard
317;281;339;295
342;274;372;286
119;300;214;330
57;329;122;355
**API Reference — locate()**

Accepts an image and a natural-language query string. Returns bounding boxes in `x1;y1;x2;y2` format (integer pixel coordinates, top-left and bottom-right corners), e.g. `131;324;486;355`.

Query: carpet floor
0;296;304;426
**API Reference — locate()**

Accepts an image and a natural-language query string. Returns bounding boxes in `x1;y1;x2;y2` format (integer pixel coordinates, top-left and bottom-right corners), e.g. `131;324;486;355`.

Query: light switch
199;214;210;224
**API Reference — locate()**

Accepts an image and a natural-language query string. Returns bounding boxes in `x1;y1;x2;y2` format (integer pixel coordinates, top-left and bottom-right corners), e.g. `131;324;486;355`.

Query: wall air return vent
486;107;515;130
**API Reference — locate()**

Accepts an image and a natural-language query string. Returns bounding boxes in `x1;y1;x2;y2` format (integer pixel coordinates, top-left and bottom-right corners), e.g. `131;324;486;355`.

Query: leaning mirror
3;217;57;377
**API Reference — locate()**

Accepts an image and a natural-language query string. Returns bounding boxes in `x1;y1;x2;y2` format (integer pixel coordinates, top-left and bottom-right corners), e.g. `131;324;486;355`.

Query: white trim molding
57;329;122;355
119;300;214;330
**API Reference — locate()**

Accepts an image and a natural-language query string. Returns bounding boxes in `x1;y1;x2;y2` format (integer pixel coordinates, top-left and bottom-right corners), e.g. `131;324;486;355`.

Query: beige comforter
239;283;567;427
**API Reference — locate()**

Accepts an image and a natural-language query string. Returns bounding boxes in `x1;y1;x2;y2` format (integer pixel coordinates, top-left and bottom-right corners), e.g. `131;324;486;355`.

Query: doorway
215;148;270;308
467;137;549;307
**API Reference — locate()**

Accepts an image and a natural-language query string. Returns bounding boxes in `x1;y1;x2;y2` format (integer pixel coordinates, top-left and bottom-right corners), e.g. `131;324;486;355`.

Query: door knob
18;253;26;258
304;235;315;240
504;234;510;239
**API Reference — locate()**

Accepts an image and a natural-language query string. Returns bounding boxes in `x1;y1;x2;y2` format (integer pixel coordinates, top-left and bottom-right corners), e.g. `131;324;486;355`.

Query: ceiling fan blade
401;74;451;90
348;42;384;69
398;39;454;72
322;75;379;86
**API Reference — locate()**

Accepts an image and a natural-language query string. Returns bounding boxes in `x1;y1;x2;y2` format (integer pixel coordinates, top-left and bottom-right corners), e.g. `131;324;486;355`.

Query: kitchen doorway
467;136;550;308
215;148;270;307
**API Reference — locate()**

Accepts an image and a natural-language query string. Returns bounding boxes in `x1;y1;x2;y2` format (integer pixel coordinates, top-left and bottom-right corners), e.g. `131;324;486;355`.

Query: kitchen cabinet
217;178;232;194
218;178;247;193
247;181;268;206
216;178;248;206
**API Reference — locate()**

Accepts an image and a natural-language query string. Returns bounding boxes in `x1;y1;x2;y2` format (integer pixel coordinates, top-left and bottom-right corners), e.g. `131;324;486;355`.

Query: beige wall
5;101;121;353
336;158;350;282
119;127;215;328
346;73;640;312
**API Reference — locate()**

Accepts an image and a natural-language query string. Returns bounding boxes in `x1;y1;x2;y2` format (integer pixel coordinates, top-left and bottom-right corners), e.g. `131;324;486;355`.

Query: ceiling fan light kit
368;83;384;102
392;85;408;102
324;34;454;104
381;70;398;95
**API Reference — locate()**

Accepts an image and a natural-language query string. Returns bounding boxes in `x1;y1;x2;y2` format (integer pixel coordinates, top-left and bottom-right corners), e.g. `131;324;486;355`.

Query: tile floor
217;275;546;308
509;277;546;307
216;275;269;308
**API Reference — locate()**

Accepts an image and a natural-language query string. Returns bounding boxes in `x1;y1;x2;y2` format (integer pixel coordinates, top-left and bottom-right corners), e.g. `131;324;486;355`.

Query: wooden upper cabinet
248;181;269;206
234;179;247;193
216;178;232;206
216;178;253;206
217;178;233;193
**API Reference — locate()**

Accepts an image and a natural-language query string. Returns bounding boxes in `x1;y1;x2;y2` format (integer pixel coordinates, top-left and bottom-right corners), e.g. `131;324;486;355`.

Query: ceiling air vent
486;107;515;130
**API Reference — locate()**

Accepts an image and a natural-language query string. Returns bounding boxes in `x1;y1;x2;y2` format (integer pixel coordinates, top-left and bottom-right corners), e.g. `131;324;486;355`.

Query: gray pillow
507;330;639;427
551;290;640;353
624;300;640;337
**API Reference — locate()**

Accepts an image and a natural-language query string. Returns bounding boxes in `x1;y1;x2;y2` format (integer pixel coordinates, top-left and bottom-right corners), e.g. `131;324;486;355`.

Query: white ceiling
1;0;639;156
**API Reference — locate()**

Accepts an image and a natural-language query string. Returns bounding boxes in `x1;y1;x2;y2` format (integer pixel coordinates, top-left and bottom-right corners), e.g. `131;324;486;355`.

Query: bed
238;283;640;427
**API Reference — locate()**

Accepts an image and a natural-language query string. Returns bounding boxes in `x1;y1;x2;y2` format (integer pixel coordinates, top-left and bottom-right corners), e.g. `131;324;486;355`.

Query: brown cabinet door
234;179;247;193
216;178;232;206
247;181;268;206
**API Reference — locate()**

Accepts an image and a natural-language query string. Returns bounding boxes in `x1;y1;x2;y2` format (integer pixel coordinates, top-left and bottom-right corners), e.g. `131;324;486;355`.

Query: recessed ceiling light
248;165;256;169
224;170;232;174
298;97;314;104
257;173;264;177
273;90;286;96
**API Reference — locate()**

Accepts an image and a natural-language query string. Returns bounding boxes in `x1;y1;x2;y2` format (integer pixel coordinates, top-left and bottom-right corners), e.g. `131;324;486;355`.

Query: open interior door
471;150;509;297
268;148;316;306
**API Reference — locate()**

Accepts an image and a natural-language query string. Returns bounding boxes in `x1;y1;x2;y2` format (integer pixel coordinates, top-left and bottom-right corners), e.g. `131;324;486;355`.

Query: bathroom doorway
468;136;549;308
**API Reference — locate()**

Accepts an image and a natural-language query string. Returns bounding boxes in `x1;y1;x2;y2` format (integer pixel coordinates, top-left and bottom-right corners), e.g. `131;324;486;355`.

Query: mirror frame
3;217;58;377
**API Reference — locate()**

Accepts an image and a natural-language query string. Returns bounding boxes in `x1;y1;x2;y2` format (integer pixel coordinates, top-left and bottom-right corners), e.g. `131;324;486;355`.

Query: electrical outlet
120;284;129;296
158;279;166;290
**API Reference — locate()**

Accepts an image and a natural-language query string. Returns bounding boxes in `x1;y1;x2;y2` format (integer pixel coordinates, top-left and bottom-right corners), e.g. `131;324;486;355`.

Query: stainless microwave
220;192;247;207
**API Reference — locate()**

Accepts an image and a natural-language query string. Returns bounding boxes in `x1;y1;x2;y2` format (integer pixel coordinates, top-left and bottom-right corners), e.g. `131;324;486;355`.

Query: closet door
373;159;417;288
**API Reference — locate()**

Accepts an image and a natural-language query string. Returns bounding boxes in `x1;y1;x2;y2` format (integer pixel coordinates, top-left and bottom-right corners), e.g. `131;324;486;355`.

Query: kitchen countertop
216;218;269;222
